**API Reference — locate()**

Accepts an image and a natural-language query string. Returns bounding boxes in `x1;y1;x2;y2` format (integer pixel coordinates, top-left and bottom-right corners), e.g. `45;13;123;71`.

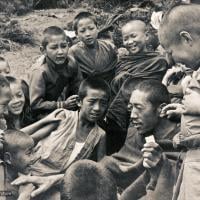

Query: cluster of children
0;2;200;200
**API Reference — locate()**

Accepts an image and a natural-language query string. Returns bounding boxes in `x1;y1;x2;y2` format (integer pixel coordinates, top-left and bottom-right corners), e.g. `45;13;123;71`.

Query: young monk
106;20;168;154
69;11;118;84
158;4;200;200
29;26;82;119
111;20;167;94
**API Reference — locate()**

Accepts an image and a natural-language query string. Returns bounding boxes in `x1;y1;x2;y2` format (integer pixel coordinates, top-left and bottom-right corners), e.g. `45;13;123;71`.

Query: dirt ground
1;8;83;81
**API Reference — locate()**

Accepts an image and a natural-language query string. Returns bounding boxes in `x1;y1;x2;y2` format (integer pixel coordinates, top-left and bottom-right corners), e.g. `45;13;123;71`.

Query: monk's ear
76;97;82;108
40;46;46;54
157;103;167;117
4;152;12;165
180;31;193;46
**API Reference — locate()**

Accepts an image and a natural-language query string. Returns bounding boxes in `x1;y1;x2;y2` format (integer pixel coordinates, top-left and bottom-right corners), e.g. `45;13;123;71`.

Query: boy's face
79;88;109;123
43;34;69;66
0;86;11;117
77;18;98;46
11;139;35;174
0;61;10;76
128;89;159;135
8;82;25;116
122;22;148;55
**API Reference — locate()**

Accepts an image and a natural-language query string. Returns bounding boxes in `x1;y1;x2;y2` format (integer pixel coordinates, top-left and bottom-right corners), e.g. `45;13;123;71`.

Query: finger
143;142;159;148
143;152;153;159
11;177;31;185
162;103;180;112
31;185;48;198
144;159;156;168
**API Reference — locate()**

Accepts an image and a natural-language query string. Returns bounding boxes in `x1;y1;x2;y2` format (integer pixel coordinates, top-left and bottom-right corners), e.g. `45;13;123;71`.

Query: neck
45;56;68;71
85;40;98;49
153;117;176;140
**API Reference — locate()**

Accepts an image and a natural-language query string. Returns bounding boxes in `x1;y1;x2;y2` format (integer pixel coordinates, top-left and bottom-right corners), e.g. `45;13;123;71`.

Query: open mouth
11;103;23;110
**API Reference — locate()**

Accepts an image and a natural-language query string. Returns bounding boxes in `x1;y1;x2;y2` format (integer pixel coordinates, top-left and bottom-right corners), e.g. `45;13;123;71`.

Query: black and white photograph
0;0;200;199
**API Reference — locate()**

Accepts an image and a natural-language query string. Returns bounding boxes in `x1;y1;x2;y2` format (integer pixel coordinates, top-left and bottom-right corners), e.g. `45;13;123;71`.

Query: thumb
31;185;48;198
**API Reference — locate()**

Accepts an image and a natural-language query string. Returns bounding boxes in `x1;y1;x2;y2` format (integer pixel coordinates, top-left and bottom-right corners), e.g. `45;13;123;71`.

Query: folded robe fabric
108;52;168;131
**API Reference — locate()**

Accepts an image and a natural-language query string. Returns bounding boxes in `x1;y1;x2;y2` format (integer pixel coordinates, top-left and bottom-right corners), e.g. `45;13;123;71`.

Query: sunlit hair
61;160;118;200
133;79;170;107
73;11;97;34
78;76;111;101
4;129;33;154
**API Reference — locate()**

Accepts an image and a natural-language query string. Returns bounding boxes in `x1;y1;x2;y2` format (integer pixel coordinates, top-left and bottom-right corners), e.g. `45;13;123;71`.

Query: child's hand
162;64;185;86
42;108;64;124
64;95;78;110
18;183;35;200
160;103;185;119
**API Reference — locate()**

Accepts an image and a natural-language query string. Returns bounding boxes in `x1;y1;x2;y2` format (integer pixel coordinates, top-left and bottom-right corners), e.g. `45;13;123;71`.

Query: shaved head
122;20;147;34
159;4;200;48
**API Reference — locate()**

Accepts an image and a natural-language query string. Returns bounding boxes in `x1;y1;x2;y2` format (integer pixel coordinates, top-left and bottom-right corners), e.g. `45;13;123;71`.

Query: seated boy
31;77;109;176
106;20;168;154
29;26;82;119
3;129;36;200
68;11;118;84
158;4;200;200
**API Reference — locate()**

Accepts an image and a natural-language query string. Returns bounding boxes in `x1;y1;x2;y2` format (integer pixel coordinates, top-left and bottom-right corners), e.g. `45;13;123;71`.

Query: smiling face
43;34;69;65
128;89;159;135
122;20;148;55
76;18;98;47
8;81;25;116
79;88;109;123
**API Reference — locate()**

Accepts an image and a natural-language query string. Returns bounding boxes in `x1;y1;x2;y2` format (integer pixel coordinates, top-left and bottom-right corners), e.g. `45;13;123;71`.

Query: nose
127;38;134;45
85;29;91;37
130;107;138;120
57;47;64;55
93;102;100;112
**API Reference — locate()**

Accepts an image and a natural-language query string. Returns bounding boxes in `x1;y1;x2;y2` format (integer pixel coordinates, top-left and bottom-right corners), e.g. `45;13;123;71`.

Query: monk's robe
111;51;168;94
106;52;168;154
101;119;181;200
68;39;117;84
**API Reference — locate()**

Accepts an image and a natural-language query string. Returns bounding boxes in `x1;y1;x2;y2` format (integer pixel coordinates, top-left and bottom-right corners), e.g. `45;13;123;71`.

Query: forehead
10;81;23;92
122;21;146;36
77;18;96;29
46;34;67;45
18;138;34;151
130;89;150;105
85;88;108;100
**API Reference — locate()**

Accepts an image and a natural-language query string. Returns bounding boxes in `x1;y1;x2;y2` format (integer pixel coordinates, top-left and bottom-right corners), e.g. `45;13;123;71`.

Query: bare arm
31;122;58;143
21;109;63;135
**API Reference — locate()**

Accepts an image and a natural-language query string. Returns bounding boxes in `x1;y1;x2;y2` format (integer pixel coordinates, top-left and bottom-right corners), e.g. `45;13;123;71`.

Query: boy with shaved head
107;20;168;154
158;4;200;200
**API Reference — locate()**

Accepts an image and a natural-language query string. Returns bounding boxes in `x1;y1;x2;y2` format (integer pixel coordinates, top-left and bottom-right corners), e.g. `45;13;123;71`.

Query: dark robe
101;119;181;200
106;52;168;154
